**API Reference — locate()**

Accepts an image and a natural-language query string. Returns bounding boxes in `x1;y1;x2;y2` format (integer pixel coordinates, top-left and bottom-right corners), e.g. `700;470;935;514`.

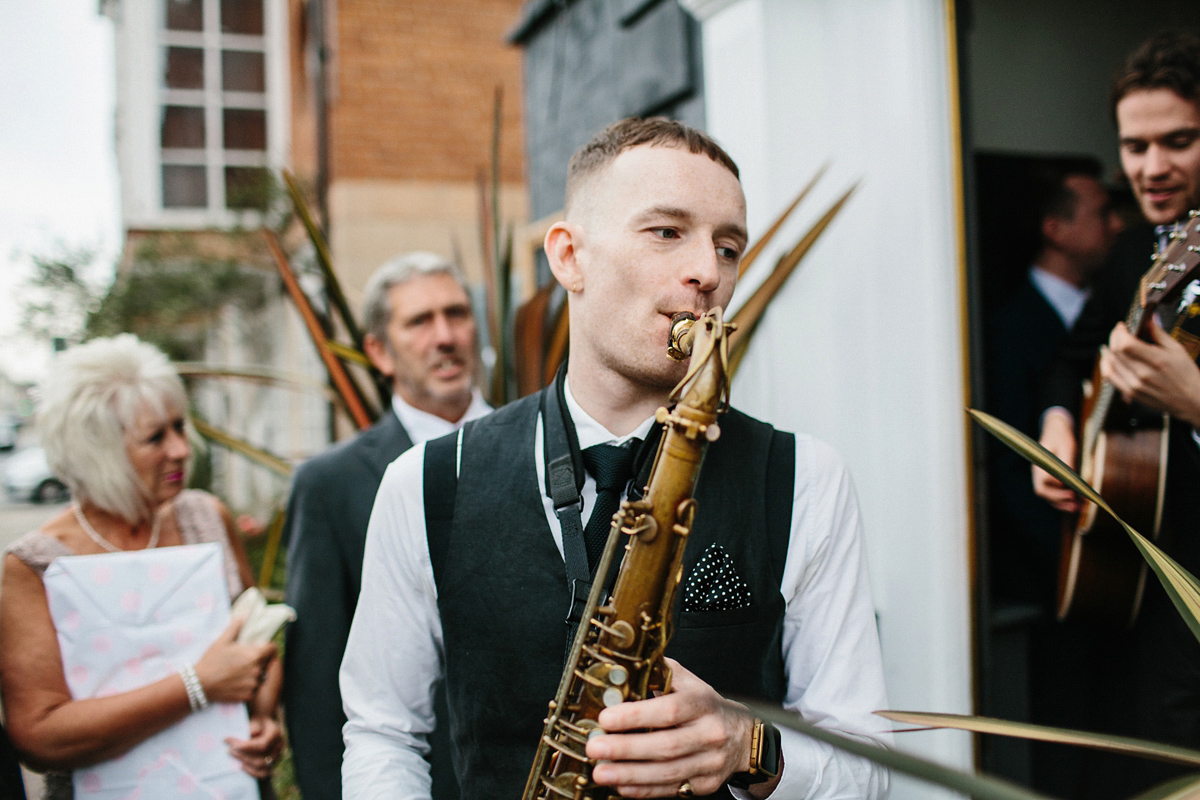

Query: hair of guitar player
1111;31;1200;121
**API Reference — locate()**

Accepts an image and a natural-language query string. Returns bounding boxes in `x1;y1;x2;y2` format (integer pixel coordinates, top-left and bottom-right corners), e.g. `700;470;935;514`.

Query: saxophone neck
667;308;735;414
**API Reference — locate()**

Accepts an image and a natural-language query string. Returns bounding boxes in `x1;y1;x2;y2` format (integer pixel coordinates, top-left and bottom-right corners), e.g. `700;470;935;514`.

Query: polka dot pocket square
682;543;753;612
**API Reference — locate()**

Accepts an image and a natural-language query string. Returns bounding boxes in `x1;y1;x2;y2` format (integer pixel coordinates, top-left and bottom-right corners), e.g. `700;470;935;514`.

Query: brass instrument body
522;310;733;800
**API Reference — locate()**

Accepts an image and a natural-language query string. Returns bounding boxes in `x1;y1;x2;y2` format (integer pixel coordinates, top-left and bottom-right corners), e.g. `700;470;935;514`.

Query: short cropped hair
361;252;468;343
38;334;190;524
565;117;740;211
1111;31;1200;119
1031;158;1103;224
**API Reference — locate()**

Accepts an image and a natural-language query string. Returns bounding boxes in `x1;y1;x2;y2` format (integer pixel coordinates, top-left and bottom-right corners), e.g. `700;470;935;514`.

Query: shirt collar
1029;266;1090;329
562;376;657;450
390;388;491;445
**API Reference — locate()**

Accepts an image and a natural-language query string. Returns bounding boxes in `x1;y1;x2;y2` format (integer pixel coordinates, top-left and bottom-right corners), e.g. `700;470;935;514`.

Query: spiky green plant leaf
1129;774;1200;800
743;701;1057;800
192;416;292;477
968;408;1200;646
737;162;829;278
879;711;1200;767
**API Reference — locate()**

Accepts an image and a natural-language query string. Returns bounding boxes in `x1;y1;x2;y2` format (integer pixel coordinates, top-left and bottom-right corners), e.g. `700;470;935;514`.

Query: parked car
0;415;17;451
2;446;69;503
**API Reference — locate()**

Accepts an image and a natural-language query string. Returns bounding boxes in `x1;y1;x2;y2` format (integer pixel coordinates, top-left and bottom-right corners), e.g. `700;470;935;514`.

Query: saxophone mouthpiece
666;312;697;360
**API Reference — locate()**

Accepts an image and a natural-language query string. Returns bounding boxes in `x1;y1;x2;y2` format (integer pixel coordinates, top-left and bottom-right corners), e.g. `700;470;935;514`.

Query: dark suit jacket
984;274;1071;605
283;412;412;799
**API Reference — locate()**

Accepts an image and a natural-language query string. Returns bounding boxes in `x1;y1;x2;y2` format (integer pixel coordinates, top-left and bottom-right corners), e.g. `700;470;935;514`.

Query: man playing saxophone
340;117;890;799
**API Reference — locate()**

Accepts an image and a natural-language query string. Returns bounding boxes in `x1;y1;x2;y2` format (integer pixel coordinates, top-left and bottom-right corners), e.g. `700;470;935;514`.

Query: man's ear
363;333;394;378
545;221;584;294
1042;215;1064;247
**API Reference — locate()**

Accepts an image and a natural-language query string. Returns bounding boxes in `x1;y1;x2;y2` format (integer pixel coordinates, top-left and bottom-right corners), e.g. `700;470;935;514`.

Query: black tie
581;443;637;572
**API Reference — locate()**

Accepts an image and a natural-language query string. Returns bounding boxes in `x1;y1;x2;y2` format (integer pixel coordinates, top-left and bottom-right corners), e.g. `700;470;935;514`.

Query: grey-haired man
283;252;489;800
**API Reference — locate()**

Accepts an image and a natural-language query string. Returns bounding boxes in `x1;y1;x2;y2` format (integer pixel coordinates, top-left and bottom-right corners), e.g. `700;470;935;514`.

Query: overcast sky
0;0;120;383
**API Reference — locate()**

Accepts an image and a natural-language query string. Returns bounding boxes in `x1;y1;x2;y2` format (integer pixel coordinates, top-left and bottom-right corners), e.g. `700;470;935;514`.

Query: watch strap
727;718;782;789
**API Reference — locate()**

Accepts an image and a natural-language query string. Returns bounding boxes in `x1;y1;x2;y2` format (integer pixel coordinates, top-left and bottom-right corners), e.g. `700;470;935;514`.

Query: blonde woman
1;335;282;798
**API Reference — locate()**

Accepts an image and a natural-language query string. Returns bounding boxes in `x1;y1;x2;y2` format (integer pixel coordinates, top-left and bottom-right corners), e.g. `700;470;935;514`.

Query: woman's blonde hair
38;334;190;523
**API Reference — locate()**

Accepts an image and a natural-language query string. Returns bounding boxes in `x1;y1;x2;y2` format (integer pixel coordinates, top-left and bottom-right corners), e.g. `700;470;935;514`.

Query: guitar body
1051;216;1200;625
1056;420;1167;626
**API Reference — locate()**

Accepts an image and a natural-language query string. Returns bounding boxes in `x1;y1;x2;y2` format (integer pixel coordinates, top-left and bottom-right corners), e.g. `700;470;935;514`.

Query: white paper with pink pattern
42;542;258;800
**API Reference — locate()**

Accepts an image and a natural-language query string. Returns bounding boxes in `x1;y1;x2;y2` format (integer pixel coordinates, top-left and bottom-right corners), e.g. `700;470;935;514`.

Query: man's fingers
591;746;723;794
596;692;695;733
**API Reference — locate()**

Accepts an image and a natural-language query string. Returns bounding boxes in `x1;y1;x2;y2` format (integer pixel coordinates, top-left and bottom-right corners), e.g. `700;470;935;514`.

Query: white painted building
101;0;325;516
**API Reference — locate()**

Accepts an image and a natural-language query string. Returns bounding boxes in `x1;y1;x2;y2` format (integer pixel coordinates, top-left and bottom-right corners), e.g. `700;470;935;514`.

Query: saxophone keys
704;422;720;442
602;687;624;707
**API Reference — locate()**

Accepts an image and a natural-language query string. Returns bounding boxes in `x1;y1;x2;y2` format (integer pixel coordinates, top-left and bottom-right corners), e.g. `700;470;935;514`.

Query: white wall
687;1;973;797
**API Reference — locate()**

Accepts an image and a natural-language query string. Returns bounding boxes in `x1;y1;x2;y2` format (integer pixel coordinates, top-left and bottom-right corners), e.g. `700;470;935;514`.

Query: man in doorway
341;118;890;799
986;160;1123;605
1034;30;1200;787
283;251;489;800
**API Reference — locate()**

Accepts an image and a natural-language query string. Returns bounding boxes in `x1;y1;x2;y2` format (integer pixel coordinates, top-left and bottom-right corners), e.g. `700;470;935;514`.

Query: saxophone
521;307;735;800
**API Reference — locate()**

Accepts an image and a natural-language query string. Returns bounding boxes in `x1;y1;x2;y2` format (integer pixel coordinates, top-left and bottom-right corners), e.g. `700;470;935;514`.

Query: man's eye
652;228;679;240
1124;142;1148;154
716;246;740;261
1167;135;1199;150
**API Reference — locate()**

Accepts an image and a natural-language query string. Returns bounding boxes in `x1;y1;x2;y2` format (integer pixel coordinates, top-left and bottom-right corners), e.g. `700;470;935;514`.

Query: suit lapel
356;410;414;477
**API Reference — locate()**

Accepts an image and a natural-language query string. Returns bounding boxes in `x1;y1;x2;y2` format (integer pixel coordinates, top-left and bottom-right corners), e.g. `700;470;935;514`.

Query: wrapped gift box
43;542;258;800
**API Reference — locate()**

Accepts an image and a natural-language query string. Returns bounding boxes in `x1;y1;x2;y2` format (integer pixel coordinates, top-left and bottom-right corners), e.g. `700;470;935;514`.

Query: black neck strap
541;367;591;632
540;366;665;634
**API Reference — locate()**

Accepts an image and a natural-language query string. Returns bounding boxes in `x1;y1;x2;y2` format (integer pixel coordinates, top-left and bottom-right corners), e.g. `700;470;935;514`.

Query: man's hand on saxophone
586;660;782;799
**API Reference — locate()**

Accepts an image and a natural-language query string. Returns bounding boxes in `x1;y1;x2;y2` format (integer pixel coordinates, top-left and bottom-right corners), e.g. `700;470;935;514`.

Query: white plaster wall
692;1;973;796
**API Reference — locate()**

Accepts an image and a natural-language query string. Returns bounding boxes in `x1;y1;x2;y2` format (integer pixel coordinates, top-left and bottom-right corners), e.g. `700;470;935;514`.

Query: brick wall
331;0;526;183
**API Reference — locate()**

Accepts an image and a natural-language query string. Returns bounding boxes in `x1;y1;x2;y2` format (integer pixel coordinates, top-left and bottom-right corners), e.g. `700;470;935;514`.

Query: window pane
166;0;203;31
163;165;208;208
223;108;266;150
225;167;270;210
221;0;263;35
165;47;204;89
161;106;206;148
222;50;265;92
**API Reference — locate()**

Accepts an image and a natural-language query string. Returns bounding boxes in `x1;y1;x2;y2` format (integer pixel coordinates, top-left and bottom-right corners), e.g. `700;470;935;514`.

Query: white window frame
111;0;288;230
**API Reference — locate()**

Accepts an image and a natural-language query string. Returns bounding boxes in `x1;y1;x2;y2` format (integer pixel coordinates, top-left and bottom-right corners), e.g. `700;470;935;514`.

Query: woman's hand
193;618;276;705
227;713;283;779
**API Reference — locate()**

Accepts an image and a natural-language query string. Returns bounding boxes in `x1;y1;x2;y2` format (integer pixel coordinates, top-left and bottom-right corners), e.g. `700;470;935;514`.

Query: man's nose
431;313;457;346
682;244;722;292
1145;144;1171;177
1109;210;1126;235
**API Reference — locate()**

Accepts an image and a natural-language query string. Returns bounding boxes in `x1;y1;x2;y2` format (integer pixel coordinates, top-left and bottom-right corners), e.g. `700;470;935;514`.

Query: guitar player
1034;31;1200;788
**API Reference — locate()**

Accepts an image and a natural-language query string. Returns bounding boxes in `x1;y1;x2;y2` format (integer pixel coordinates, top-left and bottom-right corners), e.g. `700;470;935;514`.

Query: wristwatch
727;718;782;789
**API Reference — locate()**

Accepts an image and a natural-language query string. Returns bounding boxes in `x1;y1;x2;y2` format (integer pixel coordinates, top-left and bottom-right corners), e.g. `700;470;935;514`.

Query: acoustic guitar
1057;211;1200;626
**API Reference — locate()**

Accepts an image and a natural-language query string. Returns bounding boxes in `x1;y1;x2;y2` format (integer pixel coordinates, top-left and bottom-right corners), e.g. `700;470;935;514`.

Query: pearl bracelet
179;664;210;712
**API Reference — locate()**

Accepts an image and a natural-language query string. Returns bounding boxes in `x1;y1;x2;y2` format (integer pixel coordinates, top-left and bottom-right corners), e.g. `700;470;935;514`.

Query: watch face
760;720;782;777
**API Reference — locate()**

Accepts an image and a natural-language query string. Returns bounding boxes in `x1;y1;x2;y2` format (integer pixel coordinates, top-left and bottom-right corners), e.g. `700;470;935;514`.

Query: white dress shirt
391;388;491;444
341;383;891;799
1029;266;1091;330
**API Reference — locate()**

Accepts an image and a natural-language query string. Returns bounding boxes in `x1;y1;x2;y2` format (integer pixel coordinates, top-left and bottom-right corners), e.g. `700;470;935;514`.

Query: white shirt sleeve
762;434;892;800
341;442;445;799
